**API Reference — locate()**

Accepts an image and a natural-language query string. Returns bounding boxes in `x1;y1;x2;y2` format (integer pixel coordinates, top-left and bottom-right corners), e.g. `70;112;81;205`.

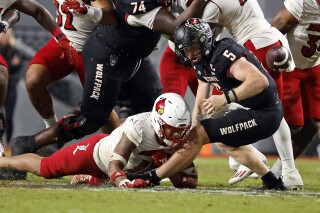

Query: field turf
0;157;319;213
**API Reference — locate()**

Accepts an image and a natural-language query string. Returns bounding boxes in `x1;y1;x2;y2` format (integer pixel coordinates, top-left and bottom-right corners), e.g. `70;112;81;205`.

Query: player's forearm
233;73;268;102
2;9;20;28
13;0;58;33
155;134;202;179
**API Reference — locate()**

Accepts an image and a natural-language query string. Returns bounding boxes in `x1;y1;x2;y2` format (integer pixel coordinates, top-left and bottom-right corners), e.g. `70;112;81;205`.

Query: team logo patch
110;55;118;66
155;98;166;115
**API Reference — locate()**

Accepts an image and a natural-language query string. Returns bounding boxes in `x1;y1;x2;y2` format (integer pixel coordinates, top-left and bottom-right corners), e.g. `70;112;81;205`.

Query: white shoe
228;164;253;185
249;172;260;179
282;169;304;190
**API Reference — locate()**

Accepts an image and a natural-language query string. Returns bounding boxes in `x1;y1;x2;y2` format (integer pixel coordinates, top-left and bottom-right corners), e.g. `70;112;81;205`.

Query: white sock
272;118;296;174
44;115;58;129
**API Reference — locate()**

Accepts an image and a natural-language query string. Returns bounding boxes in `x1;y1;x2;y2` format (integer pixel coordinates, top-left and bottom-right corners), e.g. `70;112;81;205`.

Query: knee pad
0;108;6;138
57;110;101;145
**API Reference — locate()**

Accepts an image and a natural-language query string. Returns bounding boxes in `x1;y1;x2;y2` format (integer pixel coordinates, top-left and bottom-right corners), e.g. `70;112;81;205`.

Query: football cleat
228;164;253;185
228;158;267;184
254;177;287;191
282;169;304;190
71;174;103;186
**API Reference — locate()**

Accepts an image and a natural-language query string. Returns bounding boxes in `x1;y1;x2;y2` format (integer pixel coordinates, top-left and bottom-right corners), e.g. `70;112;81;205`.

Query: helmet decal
155;98;166;115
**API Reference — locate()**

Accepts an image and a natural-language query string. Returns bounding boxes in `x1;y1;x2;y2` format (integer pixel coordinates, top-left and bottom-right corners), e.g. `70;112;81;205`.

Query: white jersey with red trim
285;0;320;69
199;0;282;48
93;112;171;174
0;0;17;19
53;0;98;52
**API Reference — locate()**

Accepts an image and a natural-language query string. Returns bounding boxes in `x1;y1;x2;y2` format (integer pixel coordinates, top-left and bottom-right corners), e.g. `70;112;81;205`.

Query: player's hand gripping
63;0;89;14
118;179;150;188
203;94;227;116
0;21;9;33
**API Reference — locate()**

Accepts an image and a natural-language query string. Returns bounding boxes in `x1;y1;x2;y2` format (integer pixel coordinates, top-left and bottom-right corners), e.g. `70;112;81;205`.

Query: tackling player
0;93;198;189
270;0;320;175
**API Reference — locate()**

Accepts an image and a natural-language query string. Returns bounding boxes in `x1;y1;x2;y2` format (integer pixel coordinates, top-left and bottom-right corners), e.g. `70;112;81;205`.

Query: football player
159;0;302;189
0;93;198;189
129;19;288;190
270;0;320;174
0;0;77;156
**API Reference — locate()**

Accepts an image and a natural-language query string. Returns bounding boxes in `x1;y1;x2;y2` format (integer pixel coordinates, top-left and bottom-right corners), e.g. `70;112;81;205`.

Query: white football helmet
151;93;191;148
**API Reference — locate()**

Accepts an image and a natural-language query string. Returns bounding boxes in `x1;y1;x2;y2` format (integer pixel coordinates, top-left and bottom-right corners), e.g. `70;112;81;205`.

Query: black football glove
0;21;9;33
126;169;162;187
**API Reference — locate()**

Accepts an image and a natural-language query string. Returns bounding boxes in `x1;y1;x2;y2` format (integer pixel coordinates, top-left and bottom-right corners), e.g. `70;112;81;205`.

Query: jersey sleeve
201;2;220;24
213;38;244;74
284;0;303;21
126;6;162;29
123;115;144;146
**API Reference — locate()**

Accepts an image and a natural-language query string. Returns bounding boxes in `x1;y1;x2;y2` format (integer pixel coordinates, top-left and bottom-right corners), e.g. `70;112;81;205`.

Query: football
266;45;292;72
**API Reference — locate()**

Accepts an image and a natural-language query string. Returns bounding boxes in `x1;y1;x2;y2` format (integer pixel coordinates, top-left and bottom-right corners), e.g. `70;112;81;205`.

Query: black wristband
224;91;232;104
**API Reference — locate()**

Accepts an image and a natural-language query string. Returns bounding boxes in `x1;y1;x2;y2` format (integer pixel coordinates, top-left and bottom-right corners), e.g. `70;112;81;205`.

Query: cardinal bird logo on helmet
155;98;166;115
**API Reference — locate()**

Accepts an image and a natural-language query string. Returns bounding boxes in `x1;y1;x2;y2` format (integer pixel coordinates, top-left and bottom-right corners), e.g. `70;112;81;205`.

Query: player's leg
290;65;320;158
25;64;56;128
0;153;43;176
25;38;74;128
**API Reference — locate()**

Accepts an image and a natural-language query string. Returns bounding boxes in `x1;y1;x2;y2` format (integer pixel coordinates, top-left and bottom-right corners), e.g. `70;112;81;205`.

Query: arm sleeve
284;0;303;21
126;6;162;29
201;2;220;24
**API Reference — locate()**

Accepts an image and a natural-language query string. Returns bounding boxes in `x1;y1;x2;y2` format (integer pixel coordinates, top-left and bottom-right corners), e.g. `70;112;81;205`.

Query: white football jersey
0;0;18;20
200;0;281;48
93;112;171;174
285;0;320;69
53;0;98;52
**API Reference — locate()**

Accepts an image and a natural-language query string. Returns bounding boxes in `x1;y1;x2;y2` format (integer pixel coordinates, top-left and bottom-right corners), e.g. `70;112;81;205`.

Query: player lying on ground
128;19;289;190
0;93;197;188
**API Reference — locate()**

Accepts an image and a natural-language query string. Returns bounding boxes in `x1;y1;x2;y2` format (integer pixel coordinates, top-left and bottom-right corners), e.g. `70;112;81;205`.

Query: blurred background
5;0;319;157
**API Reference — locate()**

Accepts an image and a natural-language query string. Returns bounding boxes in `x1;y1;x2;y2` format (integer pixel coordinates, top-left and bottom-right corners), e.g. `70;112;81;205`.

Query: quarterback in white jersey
0;93;197;188
270;0;320;172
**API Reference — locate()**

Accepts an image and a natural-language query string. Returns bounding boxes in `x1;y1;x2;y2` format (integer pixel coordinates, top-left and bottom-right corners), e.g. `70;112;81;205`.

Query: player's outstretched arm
108;134;149;188
229;57;269;101
12;0;58;33
153;0;208;35
271;8;298;34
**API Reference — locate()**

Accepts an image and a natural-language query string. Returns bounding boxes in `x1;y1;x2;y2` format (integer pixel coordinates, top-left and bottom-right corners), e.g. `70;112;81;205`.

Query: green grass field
0;157;319;213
